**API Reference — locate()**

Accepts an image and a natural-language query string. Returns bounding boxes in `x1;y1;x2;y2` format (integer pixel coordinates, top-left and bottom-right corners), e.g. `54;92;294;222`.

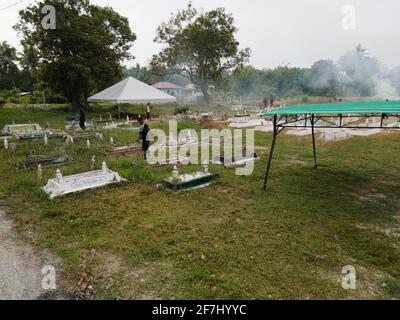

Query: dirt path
0;209;62;300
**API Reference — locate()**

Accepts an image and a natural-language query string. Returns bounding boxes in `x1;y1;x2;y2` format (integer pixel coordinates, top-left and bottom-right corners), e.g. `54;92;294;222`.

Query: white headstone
102;161;107;172
56;169;63;182
100;114;102;121
4;137;8;150
91;155;96;170
38;164;42;180
86;139;91;148
203;161;209;173
110;137;114;145
65;135;74;144
172;165;179;180
44;134;48;146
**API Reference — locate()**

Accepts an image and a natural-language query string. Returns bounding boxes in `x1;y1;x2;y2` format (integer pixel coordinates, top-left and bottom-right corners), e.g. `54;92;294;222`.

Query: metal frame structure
262;113;400;190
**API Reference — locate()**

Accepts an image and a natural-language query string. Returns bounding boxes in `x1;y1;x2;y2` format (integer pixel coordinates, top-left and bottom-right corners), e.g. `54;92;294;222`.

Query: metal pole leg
311;114;318;169
263;115;278;190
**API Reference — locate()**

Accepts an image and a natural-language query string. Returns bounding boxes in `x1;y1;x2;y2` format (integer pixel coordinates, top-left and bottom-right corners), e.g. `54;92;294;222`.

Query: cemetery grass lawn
1;107;400;299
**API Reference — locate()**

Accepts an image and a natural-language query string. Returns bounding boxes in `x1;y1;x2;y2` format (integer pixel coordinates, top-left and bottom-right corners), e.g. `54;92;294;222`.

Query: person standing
146;103;151;120
79;108;86;130
138;117;150;160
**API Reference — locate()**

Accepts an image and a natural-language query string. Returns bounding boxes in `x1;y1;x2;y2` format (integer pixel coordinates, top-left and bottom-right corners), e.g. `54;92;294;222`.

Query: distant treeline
125;45;400;101
2;41;400;106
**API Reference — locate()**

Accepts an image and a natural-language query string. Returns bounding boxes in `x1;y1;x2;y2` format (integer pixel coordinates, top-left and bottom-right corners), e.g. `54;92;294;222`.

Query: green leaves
151;3;250;104
14;0;136;110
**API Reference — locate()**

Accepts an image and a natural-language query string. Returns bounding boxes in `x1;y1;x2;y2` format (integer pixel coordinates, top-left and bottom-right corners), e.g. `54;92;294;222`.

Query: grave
228;118;266;129
18;130;52;140
43;162;126;199
16;155;73;171
255;122;274;132
105;145;141;157
163;164;219;191
212;153;259;168
65;121;96;131
167;135;199;148
102;122;119;130
152;156;190;169
2;123;42;137
319;129;352;141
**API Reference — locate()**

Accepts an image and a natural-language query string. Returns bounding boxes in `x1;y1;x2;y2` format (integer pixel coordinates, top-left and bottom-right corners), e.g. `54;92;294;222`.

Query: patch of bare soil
0;208;77;300
88;250;177;299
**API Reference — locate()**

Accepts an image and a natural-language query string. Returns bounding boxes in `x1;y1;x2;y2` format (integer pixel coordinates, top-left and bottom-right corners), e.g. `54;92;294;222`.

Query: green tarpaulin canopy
261;100;400;116
260;100;400;191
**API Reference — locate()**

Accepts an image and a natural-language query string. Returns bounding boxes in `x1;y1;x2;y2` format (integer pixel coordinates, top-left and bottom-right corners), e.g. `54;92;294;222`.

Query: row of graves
227;111;400;141
1;115;259;199
285;116;400;141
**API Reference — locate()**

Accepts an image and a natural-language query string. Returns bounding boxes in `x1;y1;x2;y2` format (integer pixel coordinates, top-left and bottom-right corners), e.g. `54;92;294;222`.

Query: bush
0;97;5;107
174;106;189;115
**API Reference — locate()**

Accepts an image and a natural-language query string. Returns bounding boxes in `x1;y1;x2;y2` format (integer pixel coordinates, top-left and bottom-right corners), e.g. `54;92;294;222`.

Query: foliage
174;106;189;115
151;2;250;104
124;64;159;84
14;0;136;110
0;41;19;89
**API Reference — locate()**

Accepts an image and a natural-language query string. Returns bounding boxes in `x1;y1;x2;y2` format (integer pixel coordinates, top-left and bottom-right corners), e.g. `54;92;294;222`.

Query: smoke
373;79;398;99
309;45;400;99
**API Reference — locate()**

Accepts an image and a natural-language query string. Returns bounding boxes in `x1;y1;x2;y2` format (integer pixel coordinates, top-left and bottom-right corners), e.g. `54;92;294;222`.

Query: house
152;81;205;104
151;82;184;97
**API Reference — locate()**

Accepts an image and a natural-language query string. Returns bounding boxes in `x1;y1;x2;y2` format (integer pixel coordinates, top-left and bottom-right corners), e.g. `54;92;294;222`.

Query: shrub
174;106;189;115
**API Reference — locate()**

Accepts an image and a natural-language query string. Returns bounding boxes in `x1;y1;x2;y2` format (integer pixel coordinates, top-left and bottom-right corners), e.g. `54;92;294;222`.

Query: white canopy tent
88;77;177;118
88;76;177;104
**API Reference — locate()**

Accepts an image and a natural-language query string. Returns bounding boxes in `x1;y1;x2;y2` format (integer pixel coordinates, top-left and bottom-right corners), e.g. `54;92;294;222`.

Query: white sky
1;0;400;69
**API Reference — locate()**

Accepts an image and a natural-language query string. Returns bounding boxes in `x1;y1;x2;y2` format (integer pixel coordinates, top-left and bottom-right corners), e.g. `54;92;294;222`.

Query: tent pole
117;102;121;121
263;115;278;190
311;113;318;169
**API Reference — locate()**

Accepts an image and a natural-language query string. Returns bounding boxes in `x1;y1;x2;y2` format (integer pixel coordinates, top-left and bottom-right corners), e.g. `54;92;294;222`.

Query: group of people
262;95;276;109
78;102;152;160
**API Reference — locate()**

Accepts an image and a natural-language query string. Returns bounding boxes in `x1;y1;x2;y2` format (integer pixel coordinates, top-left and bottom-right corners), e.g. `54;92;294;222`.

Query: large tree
14;0;136;109
124;63;159;85
0;41;19;89
305;60;340;96
150;2;250;104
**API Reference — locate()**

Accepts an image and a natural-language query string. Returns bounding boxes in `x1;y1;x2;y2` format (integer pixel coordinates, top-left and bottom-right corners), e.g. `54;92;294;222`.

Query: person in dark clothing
146;103;151;120
79;108;86;130
138;117;150;160
262;96;269;109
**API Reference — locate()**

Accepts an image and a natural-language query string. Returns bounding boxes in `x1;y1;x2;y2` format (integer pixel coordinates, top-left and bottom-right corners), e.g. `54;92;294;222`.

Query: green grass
0;106;400;299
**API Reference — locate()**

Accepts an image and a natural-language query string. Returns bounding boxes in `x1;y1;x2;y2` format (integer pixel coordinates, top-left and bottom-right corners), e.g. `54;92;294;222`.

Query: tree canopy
0;41;19;89
150;2;250;104
14;0;136;109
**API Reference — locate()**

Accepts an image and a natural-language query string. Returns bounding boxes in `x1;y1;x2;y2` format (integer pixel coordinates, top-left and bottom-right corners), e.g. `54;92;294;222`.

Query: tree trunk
200;82;210;106
71;94;82;111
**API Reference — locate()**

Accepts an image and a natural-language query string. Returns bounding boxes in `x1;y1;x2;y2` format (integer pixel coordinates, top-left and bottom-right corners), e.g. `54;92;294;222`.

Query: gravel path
0;209;62;300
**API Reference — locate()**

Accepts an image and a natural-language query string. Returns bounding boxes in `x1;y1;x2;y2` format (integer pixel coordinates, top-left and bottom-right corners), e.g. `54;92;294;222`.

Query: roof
88;77;177;104
261;100;400;116
151;82;182;90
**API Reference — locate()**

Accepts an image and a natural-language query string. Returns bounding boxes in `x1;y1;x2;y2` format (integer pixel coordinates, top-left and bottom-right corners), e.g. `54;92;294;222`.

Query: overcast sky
1;0;400;69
